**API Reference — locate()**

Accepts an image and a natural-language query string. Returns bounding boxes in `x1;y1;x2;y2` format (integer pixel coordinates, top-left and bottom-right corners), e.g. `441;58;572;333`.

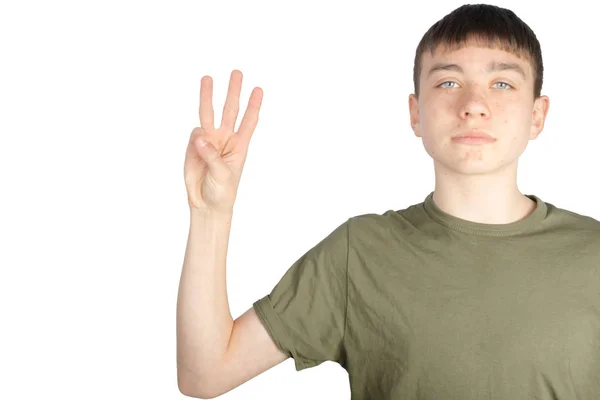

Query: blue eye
439;81;458;89
494;82;512;89
438;81;513;89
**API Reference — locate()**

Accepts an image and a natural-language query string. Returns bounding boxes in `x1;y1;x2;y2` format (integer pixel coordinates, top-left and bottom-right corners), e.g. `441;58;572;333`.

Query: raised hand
184;70;263;214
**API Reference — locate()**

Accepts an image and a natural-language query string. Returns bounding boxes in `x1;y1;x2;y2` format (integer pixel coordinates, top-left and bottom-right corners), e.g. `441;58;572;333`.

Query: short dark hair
413;4;543;99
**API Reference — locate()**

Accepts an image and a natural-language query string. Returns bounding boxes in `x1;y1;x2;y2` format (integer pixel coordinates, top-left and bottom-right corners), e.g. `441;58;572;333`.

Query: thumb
194;136;231;182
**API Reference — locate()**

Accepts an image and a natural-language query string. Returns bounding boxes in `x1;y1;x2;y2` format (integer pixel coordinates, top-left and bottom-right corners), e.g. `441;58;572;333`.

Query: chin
433;158;518;176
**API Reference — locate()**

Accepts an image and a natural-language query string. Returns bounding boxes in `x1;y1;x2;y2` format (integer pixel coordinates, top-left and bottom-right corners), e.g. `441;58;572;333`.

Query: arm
176;209;233;396
207;306;289;398
176;210;288;398
178;70;290;398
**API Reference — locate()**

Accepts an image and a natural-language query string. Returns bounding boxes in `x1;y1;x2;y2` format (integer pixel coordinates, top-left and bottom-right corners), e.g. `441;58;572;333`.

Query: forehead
422;41;533;76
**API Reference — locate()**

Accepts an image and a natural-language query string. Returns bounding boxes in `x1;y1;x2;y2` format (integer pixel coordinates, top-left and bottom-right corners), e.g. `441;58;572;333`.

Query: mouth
451;130;496;144
452;130;495;140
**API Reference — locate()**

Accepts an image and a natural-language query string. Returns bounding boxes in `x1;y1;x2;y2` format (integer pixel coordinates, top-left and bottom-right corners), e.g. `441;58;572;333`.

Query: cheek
419;101;445;127
500;107;531;126
423;98;455;123
496;102;530;128
496;98;529;116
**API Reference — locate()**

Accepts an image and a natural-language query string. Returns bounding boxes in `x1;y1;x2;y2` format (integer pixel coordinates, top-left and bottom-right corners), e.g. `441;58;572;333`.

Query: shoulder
545;201;600;232
543;201;600;252
347;205;420;240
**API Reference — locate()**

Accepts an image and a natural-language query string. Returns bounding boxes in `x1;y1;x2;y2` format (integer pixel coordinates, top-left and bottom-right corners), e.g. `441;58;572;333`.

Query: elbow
178;378;217;399
178;367;219;399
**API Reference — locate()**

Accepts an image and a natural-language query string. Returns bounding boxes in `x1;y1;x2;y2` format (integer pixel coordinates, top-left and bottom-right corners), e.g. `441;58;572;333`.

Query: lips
452;130;494;140
451;130;496;145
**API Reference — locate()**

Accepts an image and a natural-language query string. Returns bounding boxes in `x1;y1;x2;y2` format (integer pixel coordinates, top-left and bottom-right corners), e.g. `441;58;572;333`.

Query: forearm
177;209;234;385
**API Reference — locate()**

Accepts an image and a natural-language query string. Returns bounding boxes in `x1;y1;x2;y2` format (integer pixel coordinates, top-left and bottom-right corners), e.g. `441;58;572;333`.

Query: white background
1;0;598;399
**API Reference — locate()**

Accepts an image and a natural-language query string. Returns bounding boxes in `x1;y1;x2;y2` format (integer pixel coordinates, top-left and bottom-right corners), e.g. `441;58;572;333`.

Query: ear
409;94;421;137
530;95;550;140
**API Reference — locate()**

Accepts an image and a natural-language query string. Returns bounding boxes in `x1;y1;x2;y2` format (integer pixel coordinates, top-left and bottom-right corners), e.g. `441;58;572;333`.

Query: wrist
190;206;233;220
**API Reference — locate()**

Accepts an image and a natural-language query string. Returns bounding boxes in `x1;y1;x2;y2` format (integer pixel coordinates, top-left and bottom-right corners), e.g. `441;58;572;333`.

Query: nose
458;90;490;119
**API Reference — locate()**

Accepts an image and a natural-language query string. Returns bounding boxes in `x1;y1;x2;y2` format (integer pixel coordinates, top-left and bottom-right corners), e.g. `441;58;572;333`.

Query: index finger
199;75;215;131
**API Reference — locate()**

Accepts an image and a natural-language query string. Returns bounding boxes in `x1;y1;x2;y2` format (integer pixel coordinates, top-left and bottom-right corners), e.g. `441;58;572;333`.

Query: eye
493;82;512;90
438;81;459;89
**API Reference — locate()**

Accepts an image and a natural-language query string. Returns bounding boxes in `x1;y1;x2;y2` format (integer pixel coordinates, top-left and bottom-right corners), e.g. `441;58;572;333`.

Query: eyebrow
427;61;527;80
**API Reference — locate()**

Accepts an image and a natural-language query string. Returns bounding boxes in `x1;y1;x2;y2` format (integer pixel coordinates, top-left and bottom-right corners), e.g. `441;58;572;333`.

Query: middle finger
220;70;242;132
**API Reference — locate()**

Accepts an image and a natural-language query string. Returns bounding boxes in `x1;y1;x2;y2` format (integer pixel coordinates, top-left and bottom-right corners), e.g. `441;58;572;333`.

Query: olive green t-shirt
253;192;600;399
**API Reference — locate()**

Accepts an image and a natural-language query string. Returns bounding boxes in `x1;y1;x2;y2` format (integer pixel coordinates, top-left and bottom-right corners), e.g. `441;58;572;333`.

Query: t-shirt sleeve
252;218;350;371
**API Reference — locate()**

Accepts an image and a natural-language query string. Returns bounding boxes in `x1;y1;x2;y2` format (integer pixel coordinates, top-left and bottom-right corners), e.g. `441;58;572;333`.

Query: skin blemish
459;148;484;162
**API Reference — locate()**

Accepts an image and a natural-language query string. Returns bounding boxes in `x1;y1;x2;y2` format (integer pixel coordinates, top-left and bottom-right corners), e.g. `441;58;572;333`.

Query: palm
184;70;263;212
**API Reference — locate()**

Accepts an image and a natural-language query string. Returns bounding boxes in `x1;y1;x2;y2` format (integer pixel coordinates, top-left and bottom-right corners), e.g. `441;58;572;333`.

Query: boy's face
409;43;549;176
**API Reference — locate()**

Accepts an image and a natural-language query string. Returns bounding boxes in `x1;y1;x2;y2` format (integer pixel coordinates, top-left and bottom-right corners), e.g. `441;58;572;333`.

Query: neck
431;161;536;225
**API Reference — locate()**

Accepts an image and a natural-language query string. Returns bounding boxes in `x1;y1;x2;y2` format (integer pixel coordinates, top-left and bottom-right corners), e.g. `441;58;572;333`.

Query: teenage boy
177;4;600;399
